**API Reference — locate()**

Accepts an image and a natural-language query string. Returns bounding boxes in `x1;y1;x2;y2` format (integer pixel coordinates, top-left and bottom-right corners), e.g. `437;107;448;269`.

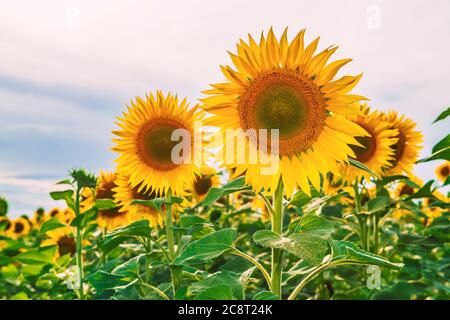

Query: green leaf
132;198;165;212
367;196;389;213
189;271;243;300
70;207;97;228
15;245;57;265
330;240;403;270
179;216;206;228
112;254;146;278
194;284;235;300
380;175;409;186
39;217;65;234
253;230;328;265
87;270;127;293
200;177;250;206
9;292;29;300
370;281;415;300
49;190;74;202
417;134;450;163
100;220;152;253
294;214;335;238
94;199;118;210
290;188;320;207
348;158;379;178
172;228;237;265
433;107;450;123
56;179;72;185
253;291;279;300
407;180;435;200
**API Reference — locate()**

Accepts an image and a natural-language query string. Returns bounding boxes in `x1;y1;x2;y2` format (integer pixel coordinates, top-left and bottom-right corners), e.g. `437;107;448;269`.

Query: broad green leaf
189;271;243;300
100;220;152;253
179;216;206;228
253;230;328;265
348;158;379;178
367;196;389;213
330;240;403;270
39;217;66;234
10;292;29;300
49;190;74;202
172;228;237;265
200;177;250;206
290;188;320;207
295;214;335;238
15;245;57;265
417;134;450;163
433;107;450;123
94;199;118;210
70;207;97;228
407;181;435;199
194;284;235;300
87;270;127;293
132;198;165;212
69;168;97;188
0;196;8;216
253;291;279;300
112;254;146;278
380;175;409;186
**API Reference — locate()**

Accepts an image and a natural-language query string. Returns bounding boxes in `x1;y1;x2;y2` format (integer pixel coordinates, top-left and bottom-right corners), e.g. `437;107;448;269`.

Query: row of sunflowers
0;28;449;300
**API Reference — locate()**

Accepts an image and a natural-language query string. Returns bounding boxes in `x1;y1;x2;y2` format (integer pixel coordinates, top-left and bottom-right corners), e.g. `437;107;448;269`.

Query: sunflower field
0;29;449;301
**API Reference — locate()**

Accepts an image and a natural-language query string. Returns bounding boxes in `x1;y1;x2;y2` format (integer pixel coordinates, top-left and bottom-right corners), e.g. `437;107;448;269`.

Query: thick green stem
353;182;367;251
271;180;284;299
373;214;379;254
74;187;85;299
165;190;181;298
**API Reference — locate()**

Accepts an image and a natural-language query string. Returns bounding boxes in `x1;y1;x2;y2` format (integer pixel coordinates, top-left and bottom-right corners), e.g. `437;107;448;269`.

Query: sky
1;0;449;217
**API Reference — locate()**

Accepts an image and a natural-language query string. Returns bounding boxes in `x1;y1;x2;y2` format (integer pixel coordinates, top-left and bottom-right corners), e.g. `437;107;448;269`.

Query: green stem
231;248;272;291
139;281;170;300
74;187;85;300
353;182;367;251
288;261;330;300
165;190;181;297
373;214;379;254
271;180;284;299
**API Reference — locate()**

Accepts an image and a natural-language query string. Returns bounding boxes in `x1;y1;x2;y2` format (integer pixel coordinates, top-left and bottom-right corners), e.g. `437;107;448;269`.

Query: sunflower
114;172;163;227
32;208;45;227
9;217;31;239
435;161;450;183
392;176;423;199
94;171;129;231
0;217;13;236
201;28;368;196
191;167;221;202
46;208;62;221
42;227;77;257
112;91;205;196
382;111;423;176
339;104;398;182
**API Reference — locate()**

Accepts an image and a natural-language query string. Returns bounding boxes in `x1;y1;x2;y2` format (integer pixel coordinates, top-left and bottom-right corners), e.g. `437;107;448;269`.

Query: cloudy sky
1;0;449;217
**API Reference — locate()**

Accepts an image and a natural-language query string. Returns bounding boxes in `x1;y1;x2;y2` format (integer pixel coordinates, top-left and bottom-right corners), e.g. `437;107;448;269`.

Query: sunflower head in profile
32;208;45;227
339;104;398;182
114;172;164;227
112;91;205;196
382;111;423;176
0;217;13;237
392;176;423;200
191;167;221;202
94;171;129;231
201;28;368;196
46;208;61;221
42;227;77;257
435;161;450;183
9;217;31;239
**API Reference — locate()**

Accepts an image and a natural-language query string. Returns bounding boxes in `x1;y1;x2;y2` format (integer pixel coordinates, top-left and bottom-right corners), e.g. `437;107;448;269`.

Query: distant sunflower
392;176;423;199
114;172;163;227
32;208;45;227
191;167;221;202
9;217;31;238
112;91;205;196
95;171;129;231
339;104;398;182
42;227;76;257
46;208;61;221
435;161;450;183
0;217;13;236
201;28;368;196
382;111;423;176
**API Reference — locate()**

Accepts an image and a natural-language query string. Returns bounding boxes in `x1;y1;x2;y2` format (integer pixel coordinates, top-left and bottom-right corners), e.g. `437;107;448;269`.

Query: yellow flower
339;104;398;182
191;167;221;202
8;217;31;239
201;28;368;196
382;111;423;176
435;161;450;183
95;171;129;231
113;172;163;227
391;176;423;200
112;91;205;196
42;227;77;257
0;217;13;237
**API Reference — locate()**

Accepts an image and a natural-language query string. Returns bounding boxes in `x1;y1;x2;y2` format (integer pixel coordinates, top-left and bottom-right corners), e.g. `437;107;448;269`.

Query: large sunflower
201;28;368;196
112;91;204;196
435;161;450;183
382;111;423;176
339;104;398;182
114;172;163;227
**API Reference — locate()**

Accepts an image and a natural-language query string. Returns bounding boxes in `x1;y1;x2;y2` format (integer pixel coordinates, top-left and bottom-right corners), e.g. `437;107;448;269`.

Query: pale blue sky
1;0;449;217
